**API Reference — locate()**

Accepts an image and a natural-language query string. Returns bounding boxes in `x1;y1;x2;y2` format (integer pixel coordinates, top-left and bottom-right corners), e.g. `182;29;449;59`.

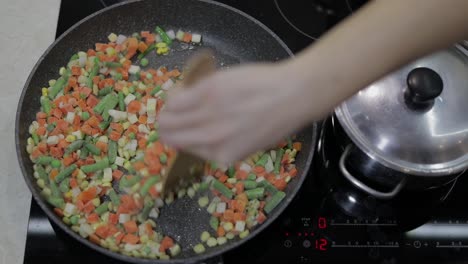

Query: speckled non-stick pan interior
15;0;317;263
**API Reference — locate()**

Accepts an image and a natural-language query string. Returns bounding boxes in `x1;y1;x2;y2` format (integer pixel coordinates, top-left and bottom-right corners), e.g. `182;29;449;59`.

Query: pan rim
15;0;313;263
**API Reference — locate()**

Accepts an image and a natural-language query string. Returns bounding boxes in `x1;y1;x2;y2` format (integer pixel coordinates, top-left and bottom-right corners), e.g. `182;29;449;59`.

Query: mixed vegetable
26;26;302;259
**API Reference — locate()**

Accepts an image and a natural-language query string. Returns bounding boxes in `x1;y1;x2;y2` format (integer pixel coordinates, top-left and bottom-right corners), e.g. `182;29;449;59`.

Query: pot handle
339;145;407;199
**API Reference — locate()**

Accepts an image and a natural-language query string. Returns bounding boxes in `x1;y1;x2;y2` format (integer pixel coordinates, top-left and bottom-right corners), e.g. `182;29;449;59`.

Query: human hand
158;61;318;164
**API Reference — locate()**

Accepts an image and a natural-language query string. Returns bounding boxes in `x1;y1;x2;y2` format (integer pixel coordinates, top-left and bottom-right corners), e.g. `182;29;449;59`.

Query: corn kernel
156;48;164;55
42;88;48;96
65;191;73;199
92;198;101;207
66;135;76;142
59;67;66;76
122;86;129;96
108;33;118;42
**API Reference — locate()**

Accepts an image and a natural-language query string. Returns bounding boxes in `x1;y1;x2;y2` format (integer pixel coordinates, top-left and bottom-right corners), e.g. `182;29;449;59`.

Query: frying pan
15;0;317;262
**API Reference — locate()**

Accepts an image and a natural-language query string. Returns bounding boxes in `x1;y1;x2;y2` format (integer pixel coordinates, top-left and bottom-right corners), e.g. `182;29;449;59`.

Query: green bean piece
212;180;233;199
99;121;111;131
80;147;89;159
36;165;49;182
159;153;167;164
48;196;65;208
104;62;122;68
95;201;109;215
135;92;142;100
108;140;117;163
40;97;52;115
244;188;265;200
108;189;120;206
128;132;136;139
31;132;40;145
119;175;141;189
287;138;293;149
128;85;136;94
264;191;286;214
69;54;79;61
209;216;219;231
50;180;61;197
147;131;159;144
51;159;61;168
140;200;155;221
49;72;69;99
98;86;113;96
118;92;125;111
228;166;235;178
155;26;172;45
65;139;84;155
93;92;118;115
247;173;256;181
150;85;161;96
85;143;101;155
55;164;77;183
274;148;285;174
59;178;70;193
80;158;109;174
36;156;53;165
86;57;100;88
243;180;257;190
256;154;269;167
259;180;278;195
137;44;156;60
140;176;160;196
113;73;123;81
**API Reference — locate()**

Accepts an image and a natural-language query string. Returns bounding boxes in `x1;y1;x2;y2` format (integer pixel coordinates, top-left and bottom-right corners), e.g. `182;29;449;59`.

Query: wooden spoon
161;50;216;196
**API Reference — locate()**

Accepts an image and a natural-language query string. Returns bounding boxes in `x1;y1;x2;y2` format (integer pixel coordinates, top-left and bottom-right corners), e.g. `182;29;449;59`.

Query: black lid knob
405;67;443;110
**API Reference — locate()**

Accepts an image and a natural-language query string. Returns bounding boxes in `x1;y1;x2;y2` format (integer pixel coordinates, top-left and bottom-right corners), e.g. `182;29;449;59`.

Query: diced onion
265;156;274;173
240;162;252;172
176;30;185;41
108;109;127;122
256;176;265;183
114;156;125;166
235;221;246;232
79;223;93;237
124;94;136;105
216;202;226;213
138;124;150;134
71;187;81;198
128;113;138;124
124;139;137;152
116;34;127;45
78;56;87;67
103;168;112;182
64;203;77;216
65;112;75;124
119;214;131;224
166;30;176;40
47;136;59;145
149;208;160;218
161;79;174;90
192;33;202;43
124;243;142;252
128;65;140;75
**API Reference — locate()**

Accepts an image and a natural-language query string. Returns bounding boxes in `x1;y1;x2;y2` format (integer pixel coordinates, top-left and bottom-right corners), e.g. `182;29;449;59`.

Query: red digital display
318;217;327;229
315;238;328;251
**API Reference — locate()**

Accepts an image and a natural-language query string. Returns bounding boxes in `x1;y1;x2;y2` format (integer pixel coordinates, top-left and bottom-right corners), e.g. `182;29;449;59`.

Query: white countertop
0;1;60;263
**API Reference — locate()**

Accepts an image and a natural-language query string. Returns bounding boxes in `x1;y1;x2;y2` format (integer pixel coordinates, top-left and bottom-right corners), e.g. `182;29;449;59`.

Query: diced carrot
145;34;156;45
274;178;287;191
87;116;99;128
289;167;298;177
95;225;110;239
98;78;115;89
183;33;192;43
81;124;94;135
87;213;100;223
233;212;246;222
70;178;78;188
49;169;59;181
107;224;119;236
235;199;246;212
36;126;46;136
169;69;181;77
149;185;160;198
141;31;150;38
259;201;266;210
219;174;228;183
124;38;138;59
63;156;75;166
235;170;248;180
138;138;147;149
148;162;162;175
138;41;148;52
112;170;124;180
86;95;99;108
89;234;101;245
52;108;63;118
145;223;154;236
114;232;125;245
92;76;100;85
77;186;98;203
159;236;174;252
278;140;287;148
257;212;267;224
54;208;64;217
122;234;139;245
108;213;119;225
57;139;70;149
31;148;42;159
109;131;121;141
83;202;96;214
71;66;82;76
95;141;108;153
123;220;138;234
36;143;47;154
235;182;244;195
95;43;108;52
138;115;147;124
36;112;47;119
217;226;226;237
87;49;96;57
127;100;141;113
293;142;302;151
223;209;235;222
110;122;123;133
253;166;265;174
120;194;137;211
236;193;248;204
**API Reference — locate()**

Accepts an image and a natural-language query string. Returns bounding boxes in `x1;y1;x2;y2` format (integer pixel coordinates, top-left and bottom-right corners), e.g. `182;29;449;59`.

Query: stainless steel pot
334;42;468;199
